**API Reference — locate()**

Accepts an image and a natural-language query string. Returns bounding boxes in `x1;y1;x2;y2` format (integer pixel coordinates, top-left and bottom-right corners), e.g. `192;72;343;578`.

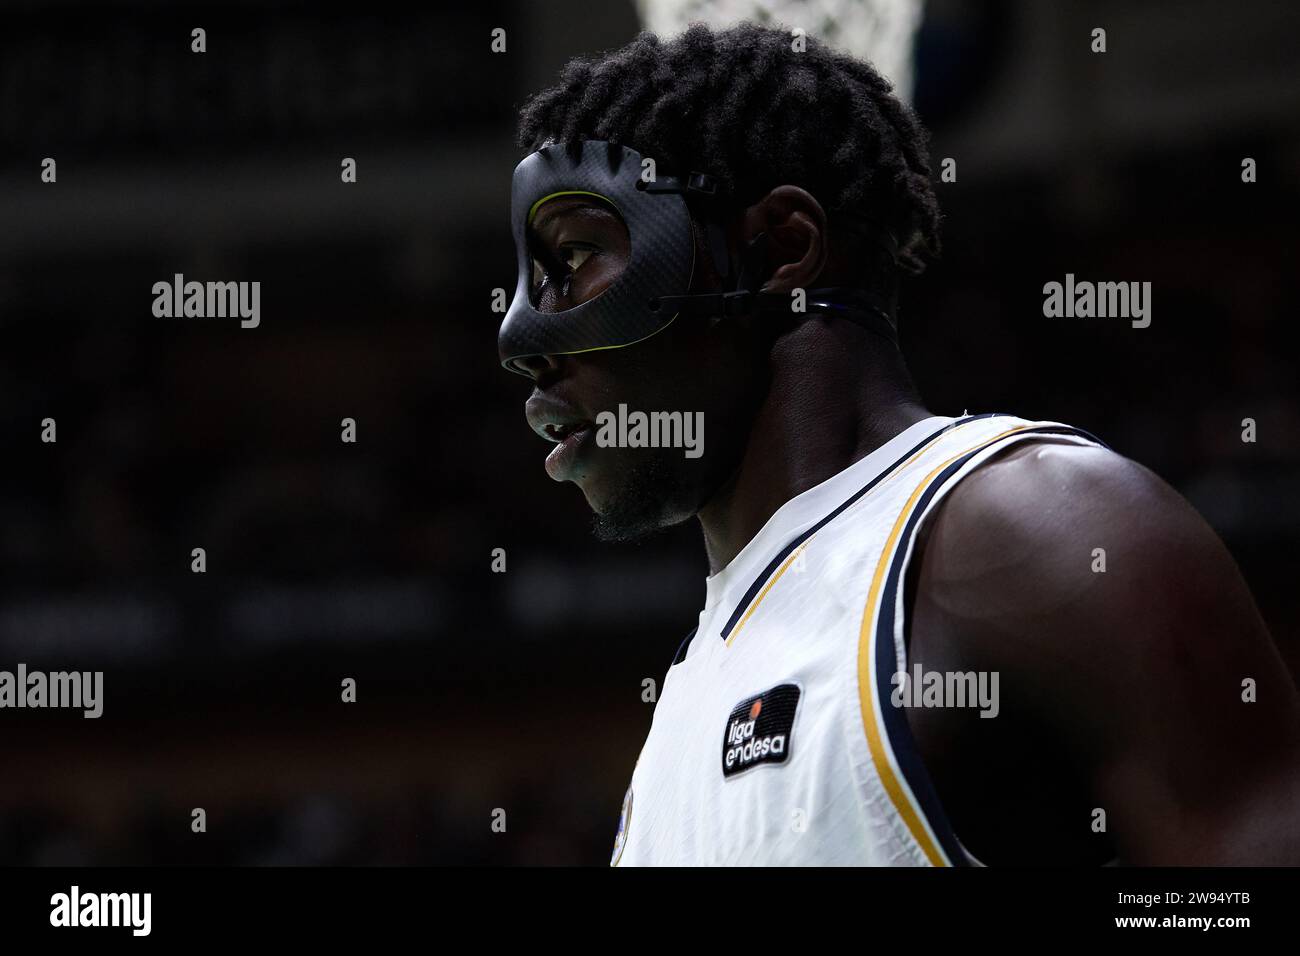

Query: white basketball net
634;0;924;101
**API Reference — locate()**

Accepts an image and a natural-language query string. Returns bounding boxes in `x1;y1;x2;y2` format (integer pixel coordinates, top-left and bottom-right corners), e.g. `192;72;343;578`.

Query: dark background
1;0;1297;865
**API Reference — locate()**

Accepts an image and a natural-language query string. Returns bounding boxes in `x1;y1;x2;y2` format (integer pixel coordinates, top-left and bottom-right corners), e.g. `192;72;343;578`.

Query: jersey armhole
870;426;1109;867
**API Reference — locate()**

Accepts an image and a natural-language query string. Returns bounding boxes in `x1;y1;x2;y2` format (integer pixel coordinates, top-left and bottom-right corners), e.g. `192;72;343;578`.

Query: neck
697;322;931;574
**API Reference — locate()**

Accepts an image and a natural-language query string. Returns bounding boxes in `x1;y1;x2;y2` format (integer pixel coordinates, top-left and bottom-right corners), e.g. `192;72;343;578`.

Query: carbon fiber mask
498;138;899;376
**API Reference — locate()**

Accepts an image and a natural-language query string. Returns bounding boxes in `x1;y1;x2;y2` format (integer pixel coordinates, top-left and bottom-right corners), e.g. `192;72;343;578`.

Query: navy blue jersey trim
717;414;1010;642
671;625;698;667
874;424;1104;867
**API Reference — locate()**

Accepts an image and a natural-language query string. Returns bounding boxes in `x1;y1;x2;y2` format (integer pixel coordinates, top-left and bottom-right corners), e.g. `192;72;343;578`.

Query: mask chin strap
641;172;901;347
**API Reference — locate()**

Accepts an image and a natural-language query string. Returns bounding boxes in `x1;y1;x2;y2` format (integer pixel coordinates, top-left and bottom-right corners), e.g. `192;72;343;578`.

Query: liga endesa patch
722;683;801;778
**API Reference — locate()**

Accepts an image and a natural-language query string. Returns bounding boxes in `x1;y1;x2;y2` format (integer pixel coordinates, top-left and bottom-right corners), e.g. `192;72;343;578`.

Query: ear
742;186;829;294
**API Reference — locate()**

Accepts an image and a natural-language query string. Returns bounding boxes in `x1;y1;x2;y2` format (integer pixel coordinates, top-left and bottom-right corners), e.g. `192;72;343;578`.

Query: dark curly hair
515;22;942;282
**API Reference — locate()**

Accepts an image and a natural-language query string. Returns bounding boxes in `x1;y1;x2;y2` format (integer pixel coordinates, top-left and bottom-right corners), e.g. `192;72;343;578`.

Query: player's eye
530;243;599;304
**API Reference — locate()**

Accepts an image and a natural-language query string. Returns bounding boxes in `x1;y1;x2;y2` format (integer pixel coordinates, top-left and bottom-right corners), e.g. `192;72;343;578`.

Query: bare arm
907;440;1300;865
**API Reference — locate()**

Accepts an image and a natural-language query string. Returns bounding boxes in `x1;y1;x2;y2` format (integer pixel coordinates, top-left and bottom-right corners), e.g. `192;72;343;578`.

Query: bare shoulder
915;438;1243;629
907;436;1300;864
932;439;1205;560
908;435;1283;722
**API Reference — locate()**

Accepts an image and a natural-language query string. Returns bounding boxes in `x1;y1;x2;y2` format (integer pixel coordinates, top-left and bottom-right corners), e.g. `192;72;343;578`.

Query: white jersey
611;413;1105;866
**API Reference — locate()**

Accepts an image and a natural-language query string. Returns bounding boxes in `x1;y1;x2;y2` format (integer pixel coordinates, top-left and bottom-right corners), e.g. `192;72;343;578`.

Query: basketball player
497;24;1300;865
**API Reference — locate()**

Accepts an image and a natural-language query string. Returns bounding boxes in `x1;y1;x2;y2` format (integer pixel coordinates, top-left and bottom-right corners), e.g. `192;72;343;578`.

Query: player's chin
582;456;690;543
573;455;638;514
589;501;676;544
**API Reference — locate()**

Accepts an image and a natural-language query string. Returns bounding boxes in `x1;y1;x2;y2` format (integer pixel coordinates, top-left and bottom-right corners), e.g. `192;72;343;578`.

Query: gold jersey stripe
724;541;809;647
856;424;1039;867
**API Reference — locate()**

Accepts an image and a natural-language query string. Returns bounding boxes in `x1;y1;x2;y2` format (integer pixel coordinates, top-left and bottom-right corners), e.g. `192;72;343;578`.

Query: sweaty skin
513;186;1300;864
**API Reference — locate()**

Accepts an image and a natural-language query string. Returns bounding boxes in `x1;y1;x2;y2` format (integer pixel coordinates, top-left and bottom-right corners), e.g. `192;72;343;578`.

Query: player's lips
524;394;597;482
542;423;595;481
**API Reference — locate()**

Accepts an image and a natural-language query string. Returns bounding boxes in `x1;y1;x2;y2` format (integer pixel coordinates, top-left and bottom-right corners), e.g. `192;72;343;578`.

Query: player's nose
511;351;562;383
